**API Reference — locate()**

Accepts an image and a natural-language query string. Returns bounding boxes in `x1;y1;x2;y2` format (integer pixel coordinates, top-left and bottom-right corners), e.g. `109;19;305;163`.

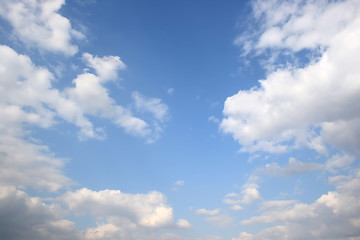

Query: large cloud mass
0;187;80;240
221;0;360;155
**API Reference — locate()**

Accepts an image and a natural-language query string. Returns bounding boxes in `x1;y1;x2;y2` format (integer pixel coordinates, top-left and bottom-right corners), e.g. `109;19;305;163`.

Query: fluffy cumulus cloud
221;0;360;155
60;188;191;239
61;188;175;228
0;2;162;141
82;53;126;81
0;0;83;55
223;183;262;211
0;44;167;140
0;186;192;240
67;53;155;140
0;44;71;191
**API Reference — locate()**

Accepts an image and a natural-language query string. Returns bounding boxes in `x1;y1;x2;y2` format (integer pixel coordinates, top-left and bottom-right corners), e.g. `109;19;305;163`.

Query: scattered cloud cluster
235;170;360;239
0;44;168;191
223;183;262;212
60;188;191;239
225;0;360;239
0;0;359;239
0;186;191;240
0;0;180;239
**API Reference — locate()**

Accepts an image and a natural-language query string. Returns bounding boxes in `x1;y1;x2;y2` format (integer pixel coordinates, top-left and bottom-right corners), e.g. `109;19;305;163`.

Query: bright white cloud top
0;0;82;55
0;0;359;239
222;0;360;155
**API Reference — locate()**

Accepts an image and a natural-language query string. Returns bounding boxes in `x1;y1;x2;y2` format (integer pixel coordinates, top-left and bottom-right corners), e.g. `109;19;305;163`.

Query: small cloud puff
167;88;174;95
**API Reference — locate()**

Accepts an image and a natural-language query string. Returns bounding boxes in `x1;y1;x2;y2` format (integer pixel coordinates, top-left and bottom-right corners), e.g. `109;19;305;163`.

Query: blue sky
0;0;360;239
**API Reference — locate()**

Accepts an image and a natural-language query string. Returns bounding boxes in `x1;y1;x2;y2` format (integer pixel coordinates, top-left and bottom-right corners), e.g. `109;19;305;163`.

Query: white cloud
252;0;358;52
132;91;169;121
204;214;233;228
82;53;126;81
176;219;192;229
172;180;185;191
259;200;297;211
131;91;169;142
0;43;171;191
229;205;243;211
222;0;360;155
195;208;232;227
155;234;223;240
196;208;220;216
59;188;192;239
208;116;220;124
0;45;166;142
84;222;191;240
174;180;185;186
223;184;262;208
326;153;355;172
0;45;72;191
0;1;180;240
263;157;323;178
60;188;188;229
167;88;174;95
238;170;360;239
0;186;80;240
0;135;71;192
232;232;254;240
0;0;83;55
85;223;122;240
0;186;192;240
67;53;154;139
0;44;96;140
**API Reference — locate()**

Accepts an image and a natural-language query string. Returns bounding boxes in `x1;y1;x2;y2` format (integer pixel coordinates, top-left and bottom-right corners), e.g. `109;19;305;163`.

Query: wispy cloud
196;208;220;216
262;157;323;178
